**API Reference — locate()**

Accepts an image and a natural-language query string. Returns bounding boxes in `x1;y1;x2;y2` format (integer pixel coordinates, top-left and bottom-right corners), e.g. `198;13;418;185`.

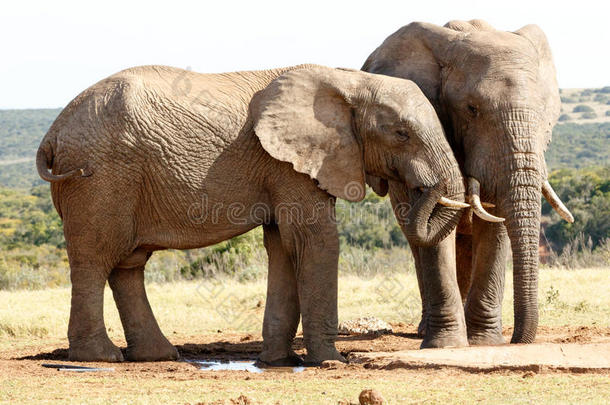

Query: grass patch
1;267;609;350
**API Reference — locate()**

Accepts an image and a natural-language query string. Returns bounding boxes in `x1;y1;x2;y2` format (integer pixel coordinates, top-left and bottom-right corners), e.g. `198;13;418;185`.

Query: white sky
1;0;608;109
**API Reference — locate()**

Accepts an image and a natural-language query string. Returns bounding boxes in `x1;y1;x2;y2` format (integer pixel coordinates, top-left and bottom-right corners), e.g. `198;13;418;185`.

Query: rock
319;360;346;369
359;389;384;405
339;317;392;335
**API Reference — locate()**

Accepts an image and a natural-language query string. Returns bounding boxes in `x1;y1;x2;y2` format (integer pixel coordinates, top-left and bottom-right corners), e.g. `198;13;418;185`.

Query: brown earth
2;324;610;381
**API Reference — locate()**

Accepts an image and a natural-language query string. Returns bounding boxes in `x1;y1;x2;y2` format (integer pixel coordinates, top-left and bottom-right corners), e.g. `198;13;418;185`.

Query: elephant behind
37;64;468;363
363;20;574;347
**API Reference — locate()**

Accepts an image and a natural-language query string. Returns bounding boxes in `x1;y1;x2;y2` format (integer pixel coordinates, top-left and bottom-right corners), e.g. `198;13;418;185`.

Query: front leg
415;231;469;348
258;223;302;366
274;194;344;365
465;217;509;345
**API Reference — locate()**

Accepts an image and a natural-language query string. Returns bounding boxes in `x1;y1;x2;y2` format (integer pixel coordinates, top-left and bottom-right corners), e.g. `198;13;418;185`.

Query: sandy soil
2;323;610;382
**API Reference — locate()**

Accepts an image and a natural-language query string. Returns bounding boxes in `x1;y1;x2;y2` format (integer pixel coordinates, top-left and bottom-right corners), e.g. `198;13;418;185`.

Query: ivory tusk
481;202;495;208
438;196;470;209
467;177;505;223
542;180;575;223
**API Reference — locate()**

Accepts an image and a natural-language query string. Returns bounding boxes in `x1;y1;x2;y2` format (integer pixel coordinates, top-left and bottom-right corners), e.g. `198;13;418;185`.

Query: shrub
581;111;597;119
560;96;577;103
573;104;594;113
606;110;610;116
596;86;610;94
558;114;571;121
594;94;609;103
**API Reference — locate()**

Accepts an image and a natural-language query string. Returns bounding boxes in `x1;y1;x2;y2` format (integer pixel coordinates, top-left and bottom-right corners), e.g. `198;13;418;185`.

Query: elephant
362;20;574;347
36;63;470;364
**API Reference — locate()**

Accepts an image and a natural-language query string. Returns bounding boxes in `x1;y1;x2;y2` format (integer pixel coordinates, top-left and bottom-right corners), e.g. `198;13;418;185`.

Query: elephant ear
362;22;460;112
514;24;561;148
251;66;366;202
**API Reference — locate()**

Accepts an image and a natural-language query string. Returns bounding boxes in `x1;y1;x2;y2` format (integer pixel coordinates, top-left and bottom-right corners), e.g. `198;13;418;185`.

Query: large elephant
37;64;468;364
363;20;574;347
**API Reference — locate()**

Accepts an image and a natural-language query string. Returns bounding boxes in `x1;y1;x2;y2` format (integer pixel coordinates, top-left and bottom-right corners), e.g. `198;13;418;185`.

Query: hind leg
62;181;132;362
109;250;178;361
67;254;123;362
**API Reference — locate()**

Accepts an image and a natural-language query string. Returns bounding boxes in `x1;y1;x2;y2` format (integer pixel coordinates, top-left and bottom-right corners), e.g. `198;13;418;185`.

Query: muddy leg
418;231;469;348
258;224;302;366
109;251;178;361
465;218;509;345
68;258;123;362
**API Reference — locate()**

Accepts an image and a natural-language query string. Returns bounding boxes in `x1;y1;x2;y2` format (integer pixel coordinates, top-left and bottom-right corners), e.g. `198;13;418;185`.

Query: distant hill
559;87;610;124
0;88;609;189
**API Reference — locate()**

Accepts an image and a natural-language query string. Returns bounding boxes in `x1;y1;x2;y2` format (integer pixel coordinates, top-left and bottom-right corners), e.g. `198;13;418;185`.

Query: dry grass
2;372;609;405
1;267;609;404
2;267;609;351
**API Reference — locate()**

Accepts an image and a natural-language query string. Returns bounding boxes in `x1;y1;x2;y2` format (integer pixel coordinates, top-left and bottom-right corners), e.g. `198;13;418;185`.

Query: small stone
359;389;384;405
522;371;536;378
320;360;345;369
339;317;392;335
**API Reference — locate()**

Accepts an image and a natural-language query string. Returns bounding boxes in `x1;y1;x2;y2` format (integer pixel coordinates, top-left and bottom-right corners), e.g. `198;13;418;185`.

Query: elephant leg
108;251;178;361
258;223;302;366
67;258;123;362
276;216;343;364
418;230;469;348
410;244;428;337
295;229;344;365
456;233;474;302
465;218;509;345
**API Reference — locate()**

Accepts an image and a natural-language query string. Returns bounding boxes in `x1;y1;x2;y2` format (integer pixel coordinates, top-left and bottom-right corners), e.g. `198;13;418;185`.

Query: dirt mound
349;342;610;373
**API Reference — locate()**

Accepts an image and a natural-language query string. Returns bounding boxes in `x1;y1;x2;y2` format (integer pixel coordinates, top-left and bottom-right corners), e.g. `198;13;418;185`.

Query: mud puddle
186;360;305;373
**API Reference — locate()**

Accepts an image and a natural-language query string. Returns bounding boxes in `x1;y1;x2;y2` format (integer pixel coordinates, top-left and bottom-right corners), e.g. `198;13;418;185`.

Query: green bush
594;94;609;103
543;166;610;253
581;111;597;119
560;96;576;103
558;114;571;121
572;104;594;113
606;110;610;116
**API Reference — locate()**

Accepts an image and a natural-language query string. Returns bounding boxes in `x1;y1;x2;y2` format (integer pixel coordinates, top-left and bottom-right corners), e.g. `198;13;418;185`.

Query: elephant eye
467;104;479;117
395;130;410;140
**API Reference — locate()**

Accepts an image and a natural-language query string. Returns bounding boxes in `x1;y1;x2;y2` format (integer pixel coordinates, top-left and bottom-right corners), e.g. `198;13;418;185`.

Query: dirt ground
3;324;610;380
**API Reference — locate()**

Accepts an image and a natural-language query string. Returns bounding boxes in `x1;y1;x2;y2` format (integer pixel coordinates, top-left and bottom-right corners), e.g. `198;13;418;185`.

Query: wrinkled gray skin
363;20;570;347
37;64;465;363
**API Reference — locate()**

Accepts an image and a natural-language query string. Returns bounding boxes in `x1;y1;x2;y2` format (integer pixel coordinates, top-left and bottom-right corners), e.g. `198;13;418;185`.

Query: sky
1;0;608;109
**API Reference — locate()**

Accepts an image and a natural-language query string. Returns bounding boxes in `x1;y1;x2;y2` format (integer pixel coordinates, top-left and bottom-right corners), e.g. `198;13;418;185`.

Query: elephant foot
421;333;469;349
256;352;304;368
468;330;505;346
303;347;346;366
69;333;124;362
125;334;179;362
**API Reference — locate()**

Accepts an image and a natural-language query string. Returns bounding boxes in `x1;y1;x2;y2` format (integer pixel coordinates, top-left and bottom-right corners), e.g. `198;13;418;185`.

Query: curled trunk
404;185;464;247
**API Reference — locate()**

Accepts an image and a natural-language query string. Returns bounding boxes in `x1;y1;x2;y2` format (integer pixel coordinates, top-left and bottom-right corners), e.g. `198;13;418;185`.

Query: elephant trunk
494;110;545;343
404;174;465;247
502;176;542;343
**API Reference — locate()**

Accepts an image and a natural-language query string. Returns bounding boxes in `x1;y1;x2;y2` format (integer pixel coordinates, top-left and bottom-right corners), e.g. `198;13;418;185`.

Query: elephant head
251;65;468;245
362;20;574;343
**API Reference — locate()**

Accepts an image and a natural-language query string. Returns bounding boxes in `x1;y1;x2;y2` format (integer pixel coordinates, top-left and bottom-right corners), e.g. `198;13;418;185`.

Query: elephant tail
36;134;87;182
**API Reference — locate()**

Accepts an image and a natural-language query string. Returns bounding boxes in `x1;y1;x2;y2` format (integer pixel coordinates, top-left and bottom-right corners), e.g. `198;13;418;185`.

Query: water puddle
187;360;305;373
